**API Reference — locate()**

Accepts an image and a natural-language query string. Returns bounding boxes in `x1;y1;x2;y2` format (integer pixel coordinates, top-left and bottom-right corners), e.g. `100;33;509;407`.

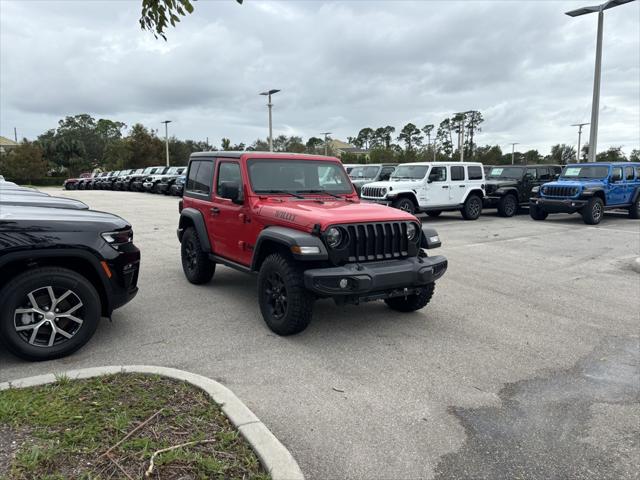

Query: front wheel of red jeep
258;253;313;335
385;283;435;312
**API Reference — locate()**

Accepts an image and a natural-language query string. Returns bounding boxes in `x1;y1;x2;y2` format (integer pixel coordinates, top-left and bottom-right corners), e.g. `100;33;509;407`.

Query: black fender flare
251;226;328;271
420;226;441;249
177;208;211;252
495;187;518;197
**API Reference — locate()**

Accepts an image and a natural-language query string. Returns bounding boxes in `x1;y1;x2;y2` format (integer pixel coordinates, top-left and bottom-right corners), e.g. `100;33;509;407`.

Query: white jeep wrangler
360;162;486;220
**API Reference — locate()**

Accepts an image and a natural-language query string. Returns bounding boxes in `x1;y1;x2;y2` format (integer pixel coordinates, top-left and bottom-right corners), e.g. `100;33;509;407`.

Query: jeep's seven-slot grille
361;186;386;198
542;185;578;197
344;222;409;262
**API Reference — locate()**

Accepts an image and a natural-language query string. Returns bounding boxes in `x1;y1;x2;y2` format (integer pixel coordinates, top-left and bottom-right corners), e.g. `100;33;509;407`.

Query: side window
450;166;465;181
467;165;483;180
525;168;537;179
380;167;395;181
186;160;214;195
624;166;634;181
636;167;640;179
538;168;551;181
611;167;622;182
216;162;242;195
429;166;447;182
186;162;200;191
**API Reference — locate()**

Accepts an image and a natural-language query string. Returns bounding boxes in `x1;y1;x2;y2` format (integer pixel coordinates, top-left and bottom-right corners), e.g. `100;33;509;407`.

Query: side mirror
554;174;560;180
219;182;243;204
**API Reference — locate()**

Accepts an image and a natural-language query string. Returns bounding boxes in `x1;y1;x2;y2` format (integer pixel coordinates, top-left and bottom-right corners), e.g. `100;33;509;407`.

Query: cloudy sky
1;0;638;155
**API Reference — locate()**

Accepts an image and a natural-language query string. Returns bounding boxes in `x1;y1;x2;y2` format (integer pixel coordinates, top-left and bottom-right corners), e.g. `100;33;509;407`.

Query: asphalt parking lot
2;188;639;480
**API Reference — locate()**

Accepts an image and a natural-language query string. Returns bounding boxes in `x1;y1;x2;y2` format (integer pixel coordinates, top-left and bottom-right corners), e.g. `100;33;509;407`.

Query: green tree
306;137;323;154
0;140;47;183
368;147;397;164
596;146;626;162
103;138;133;170
355;128;374;150
549;144;576;165
436;119;453;158
397;123;422;152
630;149;640;162
523;149;541;164
221;138;232;151
127;124;164;167
464;111;483;158
475;145;503;165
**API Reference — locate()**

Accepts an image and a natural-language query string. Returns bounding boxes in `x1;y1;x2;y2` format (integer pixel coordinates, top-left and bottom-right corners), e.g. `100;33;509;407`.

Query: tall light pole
571;122;590;161
161;120;172;167
321;132;332;156
510;142;520;165
260;89;280;152
565;0;635;162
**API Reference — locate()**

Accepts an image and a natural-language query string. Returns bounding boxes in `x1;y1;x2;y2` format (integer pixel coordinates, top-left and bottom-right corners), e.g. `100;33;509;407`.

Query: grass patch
0;373;270;480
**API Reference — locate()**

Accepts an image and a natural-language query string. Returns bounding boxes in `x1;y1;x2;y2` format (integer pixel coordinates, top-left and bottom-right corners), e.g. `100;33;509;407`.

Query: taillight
178;199;183;213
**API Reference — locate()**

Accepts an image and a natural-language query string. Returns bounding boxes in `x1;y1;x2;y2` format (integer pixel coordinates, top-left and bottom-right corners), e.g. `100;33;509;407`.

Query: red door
210;160;253;265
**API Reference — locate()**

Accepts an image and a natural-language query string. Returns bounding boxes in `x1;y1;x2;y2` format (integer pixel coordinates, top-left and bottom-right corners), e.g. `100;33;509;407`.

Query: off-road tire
392;197;416;214
497;194;518;217
581;197;604;225
258;253;313;336
529;204;548;221
629;195;640;219
0;267;101;361
385;283;435;312
181;227;215;284
461;195;482;220
426;210;442;217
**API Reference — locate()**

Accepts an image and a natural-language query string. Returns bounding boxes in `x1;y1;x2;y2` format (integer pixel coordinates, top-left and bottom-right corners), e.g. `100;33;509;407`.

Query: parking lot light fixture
161;120;172;167
571;123;590;161
565;0;636;162
321;132;332;156
510;142;520;165
260;89;280;152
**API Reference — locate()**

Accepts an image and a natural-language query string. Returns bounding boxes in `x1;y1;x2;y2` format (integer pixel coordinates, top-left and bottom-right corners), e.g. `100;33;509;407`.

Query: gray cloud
1;0;638;154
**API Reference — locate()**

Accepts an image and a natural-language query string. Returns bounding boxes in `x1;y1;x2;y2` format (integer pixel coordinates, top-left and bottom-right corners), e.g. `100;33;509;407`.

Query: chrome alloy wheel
13;286;84;348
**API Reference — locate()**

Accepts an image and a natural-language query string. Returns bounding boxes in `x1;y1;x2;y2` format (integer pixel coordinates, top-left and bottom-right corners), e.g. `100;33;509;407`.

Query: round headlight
407;223;418;241
326;227;343;248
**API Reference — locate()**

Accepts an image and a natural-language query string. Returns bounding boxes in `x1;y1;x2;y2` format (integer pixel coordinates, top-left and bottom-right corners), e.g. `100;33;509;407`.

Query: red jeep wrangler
177;152;448;335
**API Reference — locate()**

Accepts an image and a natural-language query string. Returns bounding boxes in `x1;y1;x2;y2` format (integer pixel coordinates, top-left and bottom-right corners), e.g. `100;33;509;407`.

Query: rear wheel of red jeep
385;283;435;312
258;253;313;335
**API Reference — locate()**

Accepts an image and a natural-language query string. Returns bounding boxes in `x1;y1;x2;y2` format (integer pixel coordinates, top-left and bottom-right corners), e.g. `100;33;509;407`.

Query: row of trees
1;112;638;182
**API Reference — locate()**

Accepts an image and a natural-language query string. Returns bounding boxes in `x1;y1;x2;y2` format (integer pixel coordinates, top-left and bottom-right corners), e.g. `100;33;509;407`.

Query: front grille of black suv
344;222;410;262
361;186;386;198
542;185;579;197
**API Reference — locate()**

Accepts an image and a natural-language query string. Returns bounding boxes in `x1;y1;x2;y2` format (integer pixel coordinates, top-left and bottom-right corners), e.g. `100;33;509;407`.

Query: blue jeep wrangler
529;162;640;225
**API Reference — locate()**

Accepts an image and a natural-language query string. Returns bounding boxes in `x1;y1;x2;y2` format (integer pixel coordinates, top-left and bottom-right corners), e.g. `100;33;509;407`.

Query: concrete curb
0;365;304;480
632;257;640;274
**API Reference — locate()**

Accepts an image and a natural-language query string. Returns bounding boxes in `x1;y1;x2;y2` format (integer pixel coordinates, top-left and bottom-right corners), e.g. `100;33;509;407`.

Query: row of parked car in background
61;159;640;225
64;166;187;195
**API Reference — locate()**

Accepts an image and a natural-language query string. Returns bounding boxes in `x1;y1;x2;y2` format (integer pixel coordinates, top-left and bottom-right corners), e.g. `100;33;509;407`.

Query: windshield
248;159;353;194
166;167;182;175
488;167;524;179
560;165;609;180
391;165;428;180
349;165;381;180
143;167;153;174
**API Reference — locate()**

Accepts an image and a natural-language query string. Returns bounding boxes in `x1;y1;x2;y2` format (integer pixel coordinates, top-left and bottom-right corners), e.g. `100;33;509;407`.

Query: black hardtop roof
189;151;339;160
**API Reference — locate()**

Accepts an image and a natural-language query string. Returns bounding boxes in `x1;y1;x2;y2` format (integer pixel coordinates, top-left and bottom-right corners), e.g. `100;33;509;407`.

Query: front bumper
105;245;141;313
304;254;447;297
530;197;587;213
361;198;392;206
157;183;170;193
142;182;154;191
170;184;184;195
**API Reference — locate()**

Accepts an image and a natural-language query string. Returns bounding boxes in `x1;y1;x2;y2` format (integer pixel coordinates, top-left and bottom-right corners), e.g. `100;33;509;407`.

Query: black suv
484;165;561;217
0;203;140;361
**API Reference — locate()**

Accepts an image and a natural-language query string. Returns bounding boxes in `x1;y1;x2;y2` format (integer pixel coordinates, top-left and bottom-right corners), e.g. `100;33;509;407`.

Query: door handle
442;186;449;189
459;185;465;187
210;207;220;215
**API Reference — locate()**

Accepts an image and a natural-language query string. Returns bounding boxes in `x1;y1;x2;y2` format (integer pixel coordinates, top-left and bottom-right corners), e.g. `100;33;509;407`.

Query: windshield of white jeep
391;165;428;180
349;165;380;180
248;159;353;194
488;167;524;179
165;167;183;175
560;166;609;180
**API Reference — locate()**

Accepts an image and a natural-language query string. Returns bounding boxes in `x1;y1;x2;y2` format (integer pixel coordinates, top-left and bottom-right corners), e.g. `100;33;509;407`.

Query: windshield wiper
296;189;351;200
254;189;305;199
